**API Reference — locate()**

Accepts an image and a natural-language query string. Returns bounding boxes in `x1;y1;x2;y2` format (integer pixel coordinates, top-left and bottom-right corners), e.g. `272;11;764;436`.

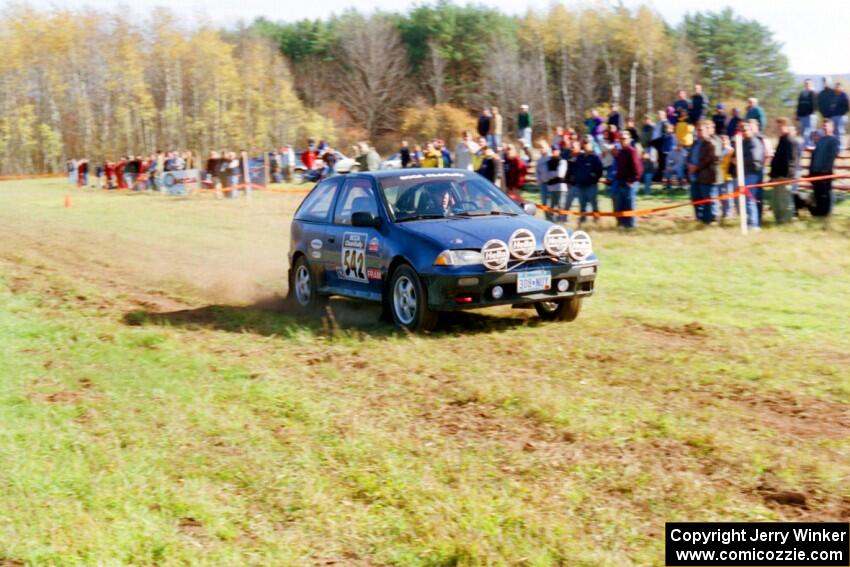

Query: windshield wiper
395;213;447;222
454;210;518;217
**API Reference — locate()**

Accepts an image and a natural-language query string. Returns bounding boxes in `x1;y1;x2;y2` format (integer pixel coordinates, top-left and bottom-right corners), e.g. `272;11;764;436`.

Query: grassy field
0;178;848;566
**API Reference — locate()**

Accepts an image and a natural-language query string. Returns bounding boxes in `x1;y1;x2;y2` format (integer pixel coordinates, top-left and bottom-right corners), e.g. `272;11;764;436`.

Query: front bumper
421;260;597;311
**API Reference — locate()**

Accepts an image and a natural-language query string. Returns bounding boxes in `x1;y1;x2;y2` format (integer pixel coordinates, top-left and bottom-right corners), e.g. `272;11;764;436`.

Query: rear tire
289;255;325;314
388;264;438;332
534;297;582;322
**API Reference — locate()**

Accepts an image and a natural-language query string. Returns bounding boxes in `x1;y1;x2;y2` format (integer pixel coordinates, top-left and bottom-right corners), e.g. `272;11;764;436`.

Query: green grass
0;179;848;566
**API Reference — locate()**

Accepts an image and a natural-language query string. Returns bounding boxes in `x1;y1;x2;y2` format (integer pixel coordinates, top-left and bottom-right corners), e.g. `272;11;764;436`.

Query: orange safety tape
744;173;850;190
0;173;65;180
535;172;850;218
196;184;310;195
537;190;745;218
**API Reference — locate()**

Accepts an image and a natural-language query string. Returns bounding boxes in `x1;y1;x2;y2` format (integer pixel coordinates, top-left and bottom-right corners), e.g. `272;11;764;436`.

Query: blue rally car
288;169;598;331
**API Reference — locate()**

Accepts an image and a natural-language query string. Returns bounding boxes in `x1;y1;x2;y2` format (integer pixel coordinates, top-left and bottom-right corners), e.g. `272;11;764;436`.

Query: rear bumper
421;261;597;311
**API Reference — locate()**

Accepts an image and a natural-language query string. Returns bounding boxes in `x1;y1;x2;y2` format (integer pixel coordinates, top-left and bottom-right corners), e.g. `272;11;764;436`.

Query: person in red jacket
77;159;88;186
139;157;150;191
301;146;318;172
115;157;126;189
502;144;527;197
104;160;116;189
612;130;643;229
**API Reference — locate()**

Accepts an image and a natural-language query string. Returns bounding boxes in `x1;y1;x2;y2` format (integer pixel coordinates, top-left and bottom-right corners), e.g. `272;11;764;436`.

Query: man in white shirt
280;145;295;181
454;130;480;171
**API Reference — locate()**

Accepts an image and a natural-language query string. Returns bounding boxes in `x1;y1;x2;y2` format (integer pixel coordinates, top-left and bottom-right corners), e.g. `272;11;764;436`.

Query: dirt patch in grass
720;385;850;440
422;399;722;474
29;389;101;405
419;396;850;520
177;516;204;535
28;377;102;406
0;224;209;314
314;554;384;566
750;475;850;521
422;400;575;452
757;484;809;509
637;320;708;341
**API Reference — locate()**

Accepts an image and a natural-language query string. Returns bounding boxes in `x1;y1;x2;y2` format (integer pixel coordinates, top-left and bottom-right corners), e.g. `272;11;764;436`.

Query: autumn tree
334;14;411;138
0;6;333;174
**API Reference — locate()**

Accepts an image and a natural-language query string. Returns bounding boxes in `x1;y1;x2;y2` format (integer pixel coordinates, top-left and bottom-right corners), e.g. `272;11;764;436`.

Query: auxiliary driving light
491;285;504;299
557;279;569;292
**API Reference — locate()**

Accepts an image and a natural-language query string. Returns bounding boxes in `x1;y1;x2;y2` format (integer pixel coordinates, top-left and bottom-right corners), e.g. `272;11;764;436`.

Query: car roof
350;168;475;180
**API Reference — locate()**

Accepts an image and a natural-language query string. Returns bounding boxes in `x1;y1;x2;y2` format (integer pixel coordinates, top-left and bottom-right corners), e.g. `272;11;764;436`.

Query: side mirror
522;202;537;216
352;211;381;227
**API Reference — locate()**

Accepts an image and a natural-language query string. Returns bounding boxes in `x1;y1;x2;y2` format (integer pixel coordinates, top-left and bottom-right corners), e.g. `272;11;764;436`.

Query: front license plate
516;269;551;294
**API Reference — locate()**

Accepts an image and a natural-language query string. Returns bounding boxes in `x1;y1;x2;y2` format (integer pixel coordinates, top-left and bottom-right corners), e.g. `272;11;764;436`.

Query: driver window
333;179;378;225
416;182;457;214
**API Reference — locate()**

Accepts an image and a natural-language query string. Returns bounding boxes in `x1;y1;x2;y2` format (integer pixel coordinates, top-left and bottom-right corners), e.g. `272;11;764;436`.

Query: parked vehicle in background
380;153;403;170
294;151;359;182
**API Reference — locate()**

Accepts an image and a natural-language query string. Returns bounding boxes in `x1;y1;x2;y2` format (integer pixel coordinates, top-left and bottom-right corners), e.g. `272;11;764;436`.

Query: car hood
397;215;560;250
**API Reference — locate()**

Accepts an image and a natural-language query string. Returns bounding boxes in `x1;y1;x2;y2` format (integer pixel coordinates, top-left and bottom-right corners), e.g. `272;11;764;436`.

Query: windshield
380;173;524;222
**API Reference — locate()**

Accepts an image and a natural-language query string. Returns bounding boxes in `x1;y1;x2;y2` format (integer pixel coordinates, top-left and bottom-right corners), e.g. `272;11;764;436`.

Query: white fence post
735;133;747;235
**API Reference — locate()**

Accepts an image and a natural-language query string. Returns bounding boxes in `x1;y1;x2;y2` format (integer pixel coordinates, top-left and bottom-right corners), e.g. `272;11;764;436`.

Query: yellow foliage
0;6;335;173
398;104;476;147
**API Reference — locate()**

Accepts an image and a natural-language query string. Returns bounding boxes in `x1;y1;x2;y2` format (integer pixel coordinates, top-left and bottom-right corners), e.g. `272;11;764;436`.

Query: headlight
481;239;510;270
508;229;536;259
568;230;593;260
433;249;483;266
543;225;570;256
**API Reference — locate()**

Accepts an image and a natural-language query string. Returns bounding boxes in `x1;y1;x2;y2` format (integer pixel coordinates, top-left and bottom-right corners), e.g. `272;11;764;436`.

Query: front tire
289;255;325;313
388;265;438;332
534;297;582;322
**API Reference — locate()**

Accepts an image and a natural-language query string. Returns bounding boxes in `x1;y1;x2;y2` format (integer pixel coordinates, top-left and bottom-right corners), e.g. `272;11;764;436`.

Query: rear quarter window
294;178;339;223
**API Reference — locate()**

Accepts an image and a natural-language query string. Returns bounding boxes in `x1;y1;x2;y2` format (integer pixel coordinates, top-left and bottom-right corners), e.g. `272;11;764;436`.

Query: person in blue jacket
571;138;604;226
726;108;742;138
829;82;848;150
744;97;766;131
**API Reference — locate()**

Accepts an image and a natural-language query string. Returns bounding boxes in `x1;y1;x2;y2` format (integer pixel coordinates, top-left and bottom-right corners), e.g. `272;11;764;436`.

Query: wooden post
735;133;747;235
263;151;270;187
190;150;200;196
241;150;251;202
156;154;164;192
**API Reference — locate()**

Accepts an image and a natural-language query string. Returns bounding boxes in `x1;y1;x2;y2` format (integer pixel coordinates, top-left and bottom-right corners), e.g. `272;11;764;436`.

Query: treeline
0;2;795;175
252;3;794;142
0;6;333;175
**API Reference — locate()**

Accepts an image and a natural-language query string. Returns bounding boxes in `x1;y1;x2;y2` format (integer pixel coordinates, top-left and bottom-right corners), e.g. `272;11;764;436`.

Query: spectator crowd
66;77;848;226
386;77;846;229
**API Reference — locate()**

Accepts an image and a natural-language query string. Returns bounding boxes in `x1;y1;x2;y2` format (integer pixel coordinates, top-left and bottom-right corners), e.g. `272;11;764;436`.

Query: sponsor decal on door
340;232;368;283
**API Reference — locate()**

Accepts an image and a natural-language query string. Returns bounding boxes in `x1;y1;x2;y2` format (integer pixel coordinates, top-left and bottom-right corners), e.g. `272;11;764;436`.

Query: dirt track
0;190;407;328
0;190;299;305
